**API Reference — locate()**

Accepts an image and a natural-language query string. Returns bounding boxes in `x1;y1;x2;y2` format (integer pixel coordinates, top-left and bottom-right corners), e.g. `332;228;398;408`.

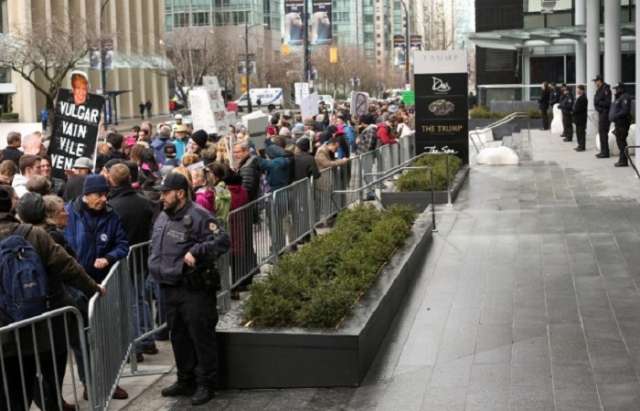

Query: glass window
192;11;210;26
174;13;189;27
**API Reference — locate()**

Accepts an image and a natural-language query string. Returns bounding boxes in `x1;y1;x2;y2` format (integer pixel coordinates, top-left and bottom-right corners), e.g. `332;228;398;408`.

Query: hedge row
243;205;416;328
395;154;462;192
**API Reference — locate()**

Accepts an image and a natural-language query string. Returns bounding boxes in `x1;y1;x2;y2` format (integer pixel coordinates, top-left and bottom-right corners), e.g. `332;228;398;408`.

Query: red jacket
377;123;397;145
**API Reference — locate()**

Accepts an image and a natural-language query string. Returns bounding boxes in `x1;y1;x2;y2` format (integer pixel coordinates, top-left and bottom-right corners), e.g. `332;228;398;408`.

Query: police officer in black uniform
593;75;612;158
148;173;230;406
572;85;588;152
609;82;633;167
549;82;561;107
558;84;574;141
539;82;551;130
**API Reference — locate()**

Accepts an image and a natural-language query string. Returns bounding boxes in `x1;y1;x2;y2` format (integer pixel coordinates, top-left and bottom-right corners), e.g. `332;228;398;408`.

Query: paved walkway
123;129;640;410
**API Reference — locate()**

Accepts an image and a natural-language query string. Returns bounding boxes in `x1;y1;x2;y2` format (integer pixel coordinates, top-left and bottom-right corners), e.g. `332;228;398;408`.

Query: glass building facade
165;0;282;31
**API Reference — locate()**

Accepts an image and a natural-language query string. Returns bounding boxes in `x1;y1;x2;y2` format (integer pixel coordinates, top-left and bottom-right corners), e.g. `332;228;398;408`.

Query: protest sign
48;88;104;178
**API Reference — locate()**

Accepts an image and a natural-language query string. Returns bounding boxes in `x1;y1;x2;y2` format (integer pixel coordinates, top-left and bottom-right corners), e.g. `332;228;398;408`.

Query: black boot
161;381;196;397
191;385;215;406
614;161;629;167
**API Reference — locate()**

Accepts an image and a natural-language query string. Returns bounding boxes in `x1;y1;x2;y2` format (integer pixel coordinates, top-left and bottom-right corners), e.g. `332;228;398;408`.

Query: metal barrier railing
469;112;531;153
272;178;314;255
228;194;275;288
625;146;640;179
0;306;91;411
88;261;133;411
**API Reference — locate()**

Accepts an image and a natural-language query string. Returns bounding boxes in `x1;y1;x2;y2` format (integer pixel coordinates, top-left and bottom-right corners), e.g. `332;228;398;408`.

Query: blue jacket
151;136;170;165
64;198;130;283
259;144;291;191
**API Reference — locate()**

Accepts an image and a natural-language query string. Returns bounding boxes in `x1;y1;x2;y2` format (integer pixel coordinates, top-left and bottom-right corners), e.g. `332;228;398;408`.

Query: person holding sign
48;71;104;181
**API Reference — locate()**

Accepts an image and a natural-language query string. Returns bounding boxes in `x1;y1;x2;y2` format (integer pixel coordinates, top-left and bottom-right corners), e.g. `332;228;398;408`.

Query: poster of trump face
284;0;304;45
310;0;332;45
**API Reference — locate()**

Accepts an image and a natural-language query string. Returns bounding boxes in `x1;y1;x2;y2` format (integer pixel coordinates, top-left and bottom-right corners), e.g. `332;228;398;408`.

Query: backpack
0;225;49;323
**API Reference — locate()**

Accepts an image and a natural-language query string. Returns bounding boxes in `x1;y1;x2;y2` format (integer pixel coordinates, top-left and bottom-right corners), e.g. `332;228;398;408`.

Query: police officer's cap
592;75;603;82
613;82;625;91
156;172;189;193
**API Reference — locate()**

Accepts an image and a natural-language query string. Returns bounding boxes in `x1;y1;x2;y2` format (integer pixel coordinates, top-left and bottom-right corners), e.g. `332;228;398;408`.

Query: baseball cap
175;124;189;133
156;172;190;192
613;82;625;90
592;75;603;82
72;157;93;170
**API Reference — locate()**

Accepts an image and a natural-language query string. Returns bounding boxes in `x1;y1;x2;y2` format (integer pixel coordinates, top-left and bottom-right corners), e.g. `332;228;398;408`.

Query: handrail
332;151;438;231
625;146;640;179
469;112;531;152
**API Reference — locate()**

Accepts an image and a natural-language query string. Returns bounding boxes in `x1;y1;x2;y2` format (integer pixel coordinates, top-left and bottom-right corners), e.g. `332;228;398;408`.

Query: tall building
164;0;282;92
469;0;635;102
0;0;170;122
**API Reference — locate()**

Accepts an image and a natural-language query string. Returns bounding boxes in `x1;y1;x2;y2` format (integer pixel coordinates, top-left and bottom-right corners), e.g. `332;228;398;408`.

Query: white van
236;88;284;109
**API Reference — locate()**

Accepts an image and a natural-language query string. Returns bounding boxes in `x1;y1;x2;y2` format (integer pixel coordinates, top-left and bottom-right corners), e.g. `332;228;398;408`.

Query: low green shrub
243;205;416;328
395;154;462;192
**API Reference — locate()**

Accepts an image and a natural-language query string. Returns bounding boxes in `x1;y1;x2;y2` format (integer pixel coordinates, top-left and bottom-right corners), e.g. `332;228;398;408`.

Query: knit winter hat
191;129;208;149
83;175;109;195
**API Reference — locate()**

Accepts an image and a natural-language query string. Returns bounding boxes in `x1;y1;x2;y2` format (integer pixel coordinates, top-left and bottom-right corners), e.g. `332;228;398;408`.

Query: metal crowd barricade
227;194;275;288
379;144;393;172
312;167;337;226
272;178;314;255
0;306;91;411
88;261;133;411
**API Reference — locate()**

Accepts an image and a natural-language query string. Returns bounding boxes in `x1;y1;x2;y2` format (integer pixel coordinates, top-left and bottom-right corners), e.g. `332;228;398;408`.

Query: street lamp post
400;0;410;88
245;15;252;112
303;0;311;82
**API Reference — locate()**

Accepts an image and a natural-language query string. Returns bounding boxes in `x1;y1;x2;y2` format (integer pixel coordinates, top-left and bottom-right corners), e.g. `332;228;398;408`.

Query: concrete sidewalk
123;128;640;410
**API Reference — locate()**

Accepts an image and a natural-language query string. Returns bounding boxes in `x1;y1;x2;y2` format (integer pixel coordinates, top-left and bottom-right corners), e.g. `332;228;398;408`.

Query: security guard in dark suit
609;82;632;167
593;75;612;158
558;84;574;141
148;173;230;406
572;85;588;151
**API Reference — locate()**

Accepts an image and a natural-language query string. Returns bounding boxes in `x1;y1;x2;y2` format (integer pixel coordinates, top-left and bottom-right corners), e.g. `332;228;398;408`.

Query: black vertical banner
414;51;469;163
310;0;332;45
48;89;105;178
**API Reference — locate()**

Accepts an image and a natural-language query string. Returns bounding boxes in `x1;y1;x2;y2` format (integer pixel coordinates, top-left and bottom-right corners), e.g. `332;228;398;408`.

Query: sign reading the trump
48;71;105;179
414;50;469;163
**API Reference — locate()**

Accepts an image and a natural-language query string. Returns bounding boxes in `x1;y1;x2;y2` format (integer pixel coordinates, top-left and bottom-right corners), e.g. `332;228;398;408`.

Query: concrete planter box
379;166;469;212
216;210;434;389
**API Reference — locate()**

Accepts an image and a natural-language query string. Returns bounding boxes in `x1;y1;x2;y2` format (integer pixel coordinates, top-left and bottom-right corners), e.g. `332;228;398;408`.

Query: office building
0;0;170;122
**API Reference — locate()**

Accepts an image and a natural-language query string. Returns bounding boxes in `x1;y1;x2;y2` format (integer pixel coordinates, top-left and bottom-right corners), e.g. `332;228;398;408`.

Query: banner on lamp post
393;35;406;67
414;50;469;163
283;0;304;46
310;0;332;45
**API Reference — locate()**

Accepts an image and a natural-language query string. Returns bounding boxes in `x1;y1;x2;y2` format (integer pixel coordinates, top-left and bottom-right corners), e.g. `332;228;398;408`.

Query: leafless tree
0;24;95;128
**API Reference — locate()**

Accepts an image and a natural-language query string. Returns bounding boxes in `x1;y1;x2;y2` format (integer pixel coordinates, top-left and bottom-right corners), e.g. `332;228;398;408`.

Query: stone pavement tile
550;341;591;366
513;324;547;342
347;383;390;411
222;389;283;411
429;356;473;388
372;366;431;411
582;317;623;341
262;388;317;411
469;363;510;388
464;385;510;411
510;384;554;411
473;324;512;364
420;386;466;411
551;364;597;389
510;363;552;388
302;388;355;411
597;382;640;411
512;336;550;365
553;385;601;411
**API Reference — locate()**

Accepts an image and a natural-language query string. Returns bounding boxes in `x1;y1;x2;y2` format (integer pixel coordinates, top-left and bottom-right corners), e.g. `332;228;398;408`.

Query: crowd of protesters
0;97;414;409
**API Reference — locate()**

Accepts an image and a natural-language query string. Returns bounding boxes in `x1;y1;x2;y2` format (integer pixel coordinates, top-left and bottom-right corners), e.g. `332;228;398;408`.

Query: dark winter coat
108;185;154;245
64;198;130;283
